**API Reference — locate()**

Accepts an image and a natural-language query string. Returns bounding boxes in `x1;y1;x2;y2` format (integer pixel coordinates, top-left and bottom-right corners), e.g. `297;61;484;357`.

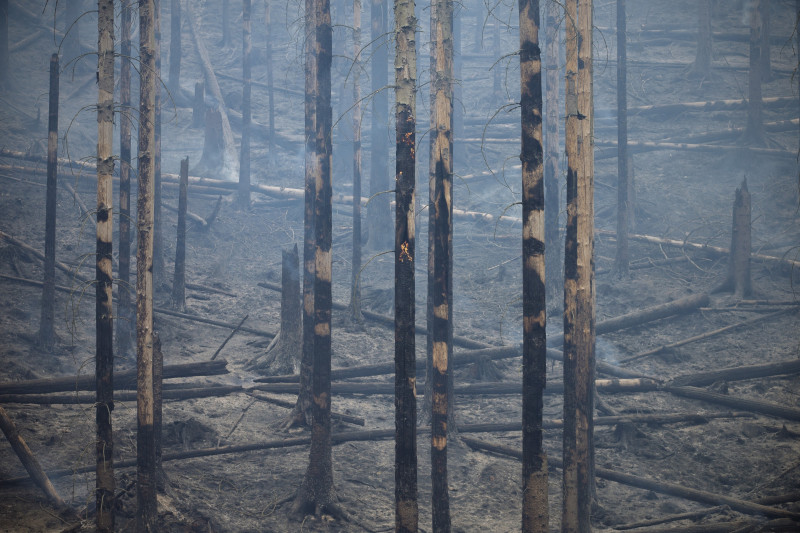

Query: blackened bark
39;54;58;351
519;0;547;530
265;0;276;148
172;158;189;311
613;0;629;276
136;0;158;529
368;0;392;250
118;2;134;358
95;2;115;529
716;180;752;297
349;0;363;321
153;330;164;491
687;0;711;80
395;0;418;526
239;0;252;208
154;0;165;290
543;0;561;305
169;0;181;94
293;0;336;513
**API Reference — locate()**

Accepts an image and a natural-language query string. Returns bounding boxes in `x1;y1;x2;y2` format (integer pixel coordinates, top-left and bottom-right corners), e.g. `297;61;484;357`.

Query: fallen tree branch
248;391;365;426
0;385;243;405
669;358;800;388
210;314;249;360
162;200;207;227
0;360;229;395
0;230;90;284
620;308;796;364
666;386;800;422
153;307;274;338
460;436;800;520
184;283;237;297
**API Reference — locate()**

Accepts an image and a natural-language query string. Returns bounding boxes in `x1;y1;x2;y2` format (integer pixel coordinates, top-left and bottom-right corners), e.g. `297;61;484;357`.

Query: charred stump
715;180;752;297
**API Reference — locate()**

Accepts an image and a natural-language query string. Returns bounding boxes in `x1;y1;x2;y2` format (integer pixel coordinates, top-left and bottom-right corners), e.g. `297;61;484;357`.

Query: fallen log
248;391;365;426
621;308;796;364
666;386;800;422
669;359;800;388
154;307;274;338
0;406;73;515
184;283;237;297
595;139;795;160
210;314;249;361
162;200;207;228
0;230;90;284
185;2;238;179
0;360;229;395
460;435;800;520
0;385;243;405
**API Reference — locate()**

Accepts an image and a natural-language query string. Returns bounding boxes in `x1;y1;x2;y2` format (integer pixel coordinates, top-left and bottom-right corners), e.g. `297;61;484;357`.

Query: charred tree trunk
613;0;629;276
562;0;596;530
0;0;7;87
265;0;276;148
239;0;252;208
95;2;115;529
169;0;181;94
716;180;752;297
744;0;766;145
429;0;451;529
153;331;164;491
686;0;711;80
39;54;58;351
543;0;561;306
349;0;363;321
395;0;419;527
368;0;392;250
118;2;134;358
136;0;158;529
153;0;165;291
293;0;337;515
519;0;547;530
761;0;772;81
172;157;189;311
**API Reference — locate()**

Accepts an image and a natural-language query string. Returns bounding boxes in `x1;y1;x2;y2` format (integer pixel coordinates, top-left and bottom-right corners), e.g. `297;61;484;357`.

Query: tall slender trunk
368;0;391;250
95;2;115;530
394;0;419;526
118;0;134;358
222;0;231;46
136;0;158;529
172;157;189;311
39;54;58;351
265;0;275;149
169;0;181;94
240;0;252;208
153;0;165;290
349;0;363;320
544;0;561;304
761;0;772;81
745;0;765;144
0;0;8;87
293;0;335;513
519;0;547;530
562;0;597;530
613;0;628;276
429;0;451;529
687;0;711;80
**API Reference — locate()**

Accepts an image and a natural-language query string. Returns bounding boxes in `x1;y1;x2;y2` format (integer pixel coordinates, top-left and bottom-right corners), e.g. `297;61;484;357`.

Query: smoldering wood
0;405;73;516
460;436;800;520
620;308;793;364
248;391;365;426
172;158;189;311
0;360;229;395
39;53;59;350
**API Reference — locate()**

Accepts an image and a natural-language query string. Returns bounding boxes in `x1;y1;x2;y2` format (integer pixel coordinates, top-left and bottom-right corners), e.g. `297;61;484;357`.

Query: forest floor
1;0;800;531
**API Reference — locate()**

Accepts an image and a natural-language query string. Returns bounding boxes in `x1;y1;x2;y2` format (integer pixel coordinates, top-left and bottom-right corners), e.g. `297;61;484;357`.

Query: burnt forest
0;0;799;531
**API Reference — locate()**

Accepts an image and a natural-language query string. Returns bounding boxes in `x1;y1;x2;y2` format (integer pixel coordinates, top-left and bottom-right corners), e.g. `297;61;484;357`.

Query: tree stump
716;179;752;297
196;108;223;175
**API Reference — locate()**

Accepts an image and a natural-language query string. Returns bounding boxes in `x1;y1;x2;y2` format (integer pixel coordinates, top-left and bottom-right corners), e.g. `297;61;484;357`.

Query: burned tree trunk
349;0;363;321
136;0;158;529
761;0;772;82
519;0;547;529
95;1;115;529
562;0;596;530
428;0;451;529
613;0;629;276
543;0;561;306
169;0;181;94
292;0;338;516
716;180;752;297
172;157;189;312
686;0;711;80
395;0;419;527
154;0;165;291
39;53;58;351
368;0;392;250
744;0;766;145
117;1;134;358
239;0;252;208
265;0;275;148
0;0;7;87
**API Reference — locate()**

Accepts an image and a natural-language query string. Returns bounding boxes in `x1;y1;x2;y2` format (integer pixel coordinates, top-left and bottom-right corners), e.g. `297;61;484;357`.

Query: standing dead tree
349;0;364;321
39;53;58;351
519;0;547;529
95;1;115;529
292;0;340;518
265;0;276;148
136;0;158;528
172;158;189;311
562;0;596;531
686;0;712;81
613;0;629;276
543;0;561;306
715;180;752;297
118;1;134;358
744;0;766;145
169;0;181;95
239;0;252;208
153;0;165;290
395;0;419;527
0;0;7;86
